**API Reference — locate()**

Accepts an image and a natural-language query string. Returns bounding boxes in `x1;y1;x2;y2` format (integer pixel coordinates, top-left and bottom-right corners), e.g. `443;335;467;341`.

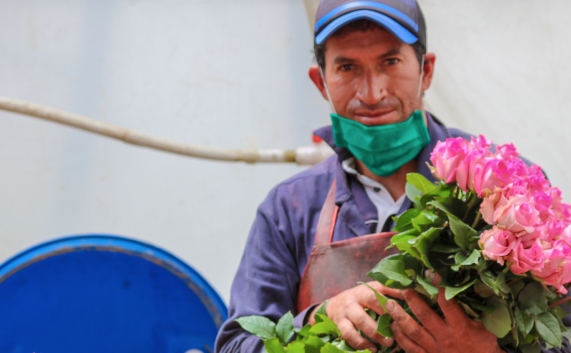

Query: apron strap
314;179;339;246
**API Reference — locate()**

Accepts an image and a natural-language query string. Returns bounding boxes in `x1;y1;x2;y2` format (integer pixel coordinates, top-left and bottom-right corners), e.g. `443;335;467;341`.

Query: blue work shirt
214;113;570;353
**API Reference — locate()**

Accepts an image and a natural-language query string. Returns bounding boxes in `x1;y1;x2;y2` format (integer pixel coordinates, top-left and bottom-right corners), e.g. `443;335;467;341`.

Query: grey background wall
0;0;570;303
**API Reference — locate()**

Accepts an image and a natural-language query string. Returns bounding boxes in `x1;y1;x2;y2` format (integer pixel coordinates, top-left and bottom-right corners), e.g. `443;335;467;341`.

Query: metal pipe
0;96;333;165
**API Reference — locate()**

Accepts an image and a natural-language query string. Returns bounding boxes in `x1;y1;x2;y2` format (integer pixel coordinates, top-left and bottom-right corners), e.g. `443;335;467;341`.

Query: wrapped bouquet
237;135;571;353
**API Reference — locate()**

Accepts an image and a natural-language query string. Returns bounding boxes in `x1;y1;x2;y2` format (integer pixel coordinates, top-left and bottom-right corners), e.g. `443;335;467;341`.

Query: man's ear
308;65;330;101
421;53;436;92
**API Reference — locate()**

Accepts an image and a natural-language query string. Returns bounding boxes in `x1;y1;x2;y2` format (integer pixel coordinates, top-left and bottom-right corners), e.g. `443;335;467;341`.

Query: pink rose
533;191;553;220
519;221;549;248
430;138;467;183
479;226;517;265
474;159;512;197
504;180;532;199
526;165;550;193
532;240;571;294
491;194;540;234
508;242;544;274
457;147;492;192
470;135;492;150
495;143;519;159
481;191;504;225
549;187;564;214
556;225;571;248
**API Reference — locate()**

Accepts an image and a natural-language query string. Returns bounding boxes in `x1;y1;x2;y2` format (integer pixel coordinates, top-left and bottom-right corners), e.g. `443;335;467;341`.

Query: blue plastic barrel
0;235;227;353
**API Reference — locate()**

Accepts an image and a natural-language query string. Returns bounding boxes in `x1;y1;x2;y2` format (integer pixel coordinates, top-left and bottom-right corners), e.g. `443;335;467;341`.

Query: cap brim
315;9;418;45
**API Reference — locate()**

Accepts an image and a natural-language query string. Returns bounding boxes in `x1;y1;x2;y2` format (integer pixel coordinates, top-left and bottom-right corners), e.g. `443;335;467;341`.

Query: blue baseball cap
314;0;427;47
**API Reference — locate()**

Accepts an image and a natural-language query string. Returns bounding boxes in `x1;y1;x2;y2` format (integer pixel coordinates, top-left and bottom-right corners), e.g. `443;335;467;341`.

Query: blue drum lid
0;235;228;353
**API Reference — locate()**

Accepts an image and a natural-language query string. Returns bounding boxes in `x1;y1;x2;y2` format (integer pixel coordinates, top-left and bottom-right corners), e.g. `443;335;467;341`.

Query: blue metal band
315;10;418;45
315;1;418;33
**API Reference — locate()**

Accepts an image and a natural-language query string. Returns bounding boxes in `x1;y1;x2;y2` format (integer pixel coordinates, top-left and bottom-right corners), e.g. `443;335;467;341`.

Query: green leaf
406;183;423;209
320;343;344;353
322;343;372;353
276;312;295;345
264;338;286;353
482;297;512;338
387;230;421;258
458;301;480;318
452;249;481;271
331;339;353;351
393;209;421;232
296;324;311;338
535;312;563;348
377;313;393;338
509;280;525;298
444;279;477;300
552;305;570;320
518;282;548;312
286;342;305;353
519;342;542;353
413;227;443;269
514;307;534;336
360;282;388;312
301;336;324;353
316;300;329;317
480;271;510;296
411;212;435;233
431;244;461;253
236;315;277;339
471;302;496;315
367;259;413;287
460;249;480;266
417;275;439;297
448;215;477;251
474;281;495;298
420;182;456;208
309;314;340;336
407;173;437;194
430;198;469;218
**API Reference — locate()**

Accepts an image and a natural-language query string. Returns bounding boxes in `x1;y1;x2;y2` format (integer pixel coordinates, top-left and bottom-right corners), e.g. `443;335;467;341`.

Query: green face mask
331;111;431;177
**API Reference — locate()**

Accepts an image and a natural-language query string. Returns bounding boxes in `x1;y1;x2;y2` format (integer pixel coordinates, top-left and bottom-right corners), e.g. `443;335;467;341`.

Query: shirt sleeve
214;189;304;353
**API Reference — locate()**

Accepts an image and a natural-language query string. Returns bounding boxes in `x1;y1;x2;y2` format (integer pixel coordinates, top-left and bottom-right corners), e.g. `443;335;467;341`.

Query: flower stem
548;296;571;309
472;211;482;229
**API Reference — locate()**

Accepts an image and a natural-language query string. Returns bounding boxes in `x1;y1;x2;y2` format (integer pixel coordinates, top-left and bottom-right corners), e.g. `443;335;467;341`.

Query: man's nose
356;72;387;106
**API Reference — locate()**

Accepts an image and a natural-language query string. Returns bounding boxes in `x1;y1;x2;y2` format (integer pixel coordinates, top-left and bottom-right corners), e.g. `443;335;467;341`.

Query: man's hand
385;287;505;353
308;282;405;353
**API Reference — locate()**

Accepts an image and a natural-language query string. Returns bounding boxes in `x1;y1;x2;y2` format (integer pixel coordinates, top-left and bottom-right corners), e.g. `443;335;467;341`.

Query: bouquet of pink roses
237;135;571;353
364;135;571;352
432;136;571;295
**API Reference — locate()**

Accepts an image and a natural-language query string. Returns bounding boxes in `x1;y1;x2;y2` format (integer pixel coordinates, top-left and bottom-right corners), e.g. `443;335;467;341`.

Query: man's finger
403;288;446;332
390;322;428;353
366;281;405;300
437;287;469;327
346;306;394;348
337;318;379;353
385;299;437;352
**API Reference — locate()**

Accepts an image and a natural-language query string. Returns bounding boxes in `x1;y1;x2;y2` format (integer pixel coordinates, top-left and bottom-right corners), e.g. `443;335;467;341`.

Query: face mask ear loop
320;67;338;115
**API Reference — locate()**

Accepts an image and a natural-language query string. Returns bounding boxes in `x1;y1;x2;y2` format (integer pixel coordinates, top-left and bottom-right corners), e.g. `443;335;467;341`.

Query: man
215;1;570;352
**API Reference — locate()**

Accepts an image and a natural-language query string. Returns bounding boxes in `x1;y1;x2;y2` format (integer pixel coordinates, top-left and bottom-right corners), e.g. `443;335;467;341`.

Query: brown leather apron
296;179;399;313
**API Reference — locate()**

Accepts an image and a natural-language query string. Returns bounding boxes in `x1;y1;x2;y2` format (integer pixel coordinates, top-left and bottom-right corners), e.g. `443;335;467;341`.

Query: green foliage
235;315;277;339
236;173;569;352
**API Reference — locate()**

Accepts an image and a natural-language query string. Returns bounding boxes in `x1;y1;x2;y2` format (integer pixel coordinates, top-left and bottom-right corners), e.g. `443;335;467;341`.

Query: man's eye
339;64;354;71
385;58;400;65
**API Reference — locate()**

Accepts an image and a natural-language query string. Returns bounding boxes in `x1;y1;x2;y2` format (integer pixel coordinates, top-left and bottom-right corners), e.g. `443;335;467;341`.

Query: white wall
1;0;570;304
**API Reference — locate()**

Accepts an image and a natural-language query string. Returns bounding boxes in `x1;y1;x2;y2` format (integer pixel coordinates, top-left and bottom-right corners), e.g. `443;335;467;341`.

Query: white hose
0;96;334;165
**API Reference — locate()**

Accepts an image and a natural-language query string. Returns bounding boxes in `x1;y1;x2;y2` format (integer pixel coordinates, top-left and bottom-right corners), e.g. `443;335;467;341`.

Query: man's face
311;27;434;127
